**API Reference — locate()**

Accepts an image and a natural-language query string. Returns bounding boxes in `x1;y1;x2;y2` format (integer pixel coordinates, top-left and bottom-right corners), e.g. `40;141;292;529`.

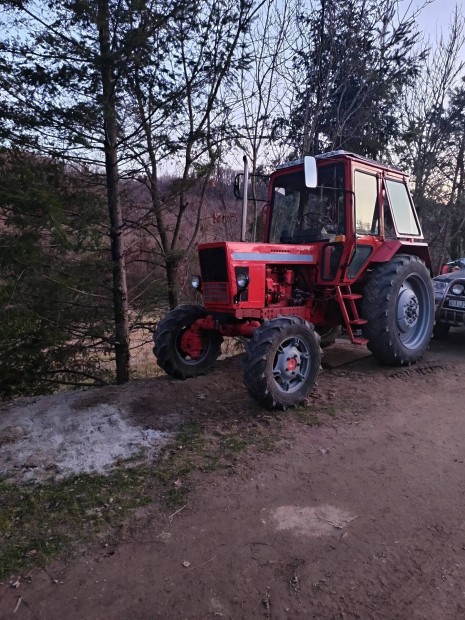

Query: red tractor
154;151;435;409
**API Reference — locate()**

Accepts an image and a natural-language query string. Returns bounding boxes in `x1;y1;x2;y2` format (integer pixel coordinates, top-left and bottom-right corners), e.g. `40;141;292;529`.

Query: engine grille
199;247;228;282
203;282;229;304
199;246;229;304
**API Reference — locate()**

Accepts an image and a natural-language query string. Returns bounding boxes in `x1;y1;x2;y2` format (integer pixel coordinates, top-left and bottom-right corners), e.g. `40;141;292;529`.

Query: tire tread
361;255;434;365
153;304;222;378
243;316;321;409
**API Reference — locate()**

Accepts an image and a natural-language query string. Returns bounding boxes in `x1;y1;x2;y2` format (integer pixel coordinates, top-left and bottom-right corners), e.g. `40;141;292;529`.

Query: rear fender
370;241;432;272
369;240;401;263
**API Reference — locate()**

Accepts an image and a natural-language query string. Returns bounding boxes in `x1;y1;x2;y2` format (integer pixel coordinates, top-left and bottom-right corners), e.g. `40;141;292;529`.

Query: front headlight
433;281;448;295
236;272;249;291
191;275;202;290
451;283;464;295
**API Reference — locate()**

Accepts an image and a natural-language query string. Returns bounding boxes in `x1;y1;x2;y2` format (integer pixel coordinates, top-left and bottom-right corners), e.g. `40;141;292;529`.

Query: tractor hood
197;241;318;313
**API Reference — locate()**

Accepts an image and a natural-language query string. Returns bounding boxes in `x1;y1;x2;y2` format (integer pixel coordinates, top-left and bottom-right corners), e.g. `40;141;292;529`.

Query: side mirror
304;156;317;188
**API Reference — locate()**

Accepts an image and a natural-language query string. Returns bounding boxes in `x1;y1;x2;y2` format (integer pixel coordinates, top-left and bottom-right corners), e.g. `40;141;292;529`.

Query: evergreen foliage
278;0;425;159
0;151;113;397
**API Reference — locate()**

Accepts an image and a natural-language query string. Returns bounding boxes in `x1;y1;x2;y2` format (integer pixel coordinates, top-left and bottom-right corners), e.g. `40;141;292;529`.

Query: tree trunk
97;0;130;383
166;259;179;310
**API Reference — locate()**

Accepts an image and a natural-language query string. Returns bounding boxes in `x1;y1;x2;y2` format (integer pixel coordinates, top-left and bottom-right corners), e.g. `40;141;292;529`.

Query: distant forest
0;0;464;397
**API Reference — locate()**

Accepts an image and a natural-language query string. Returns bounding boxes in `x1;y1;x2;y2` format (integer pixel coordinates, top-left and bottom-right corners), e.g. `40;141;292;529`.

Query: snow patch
0;397;173;484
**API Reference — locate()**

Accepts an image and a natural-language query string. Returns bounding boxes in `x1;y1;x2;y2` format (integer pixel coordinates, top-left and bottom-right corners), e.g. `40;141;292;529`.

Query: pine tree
0;151;113;397
281;0;424;159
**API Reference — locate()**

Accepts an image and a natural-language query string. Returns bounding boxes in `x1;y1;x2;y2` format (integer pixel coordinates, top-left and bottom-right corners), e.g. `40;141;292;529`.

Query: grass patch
0;467;152;580
291;405;321;426
325;405;337;417
220;435;249;453
0;401;325;581
0;417;262;580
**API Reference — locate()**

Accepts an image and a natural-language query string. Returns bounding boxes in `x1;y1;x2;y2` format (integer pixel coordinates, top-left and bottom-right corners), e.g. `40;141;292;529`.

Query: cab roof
276;150;406;176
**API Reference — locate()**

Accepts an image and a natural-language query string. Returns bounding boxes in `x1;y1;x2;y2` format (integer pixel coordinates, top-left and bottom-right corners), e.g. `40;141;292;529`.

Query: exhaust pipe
240;155;248;242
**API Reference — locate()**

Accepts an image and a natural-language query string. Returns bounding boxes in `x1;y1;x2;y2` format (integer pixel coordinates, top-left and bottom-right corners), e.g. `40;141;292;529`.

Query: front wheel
362;254;434;365
153;304;223;378
243;317;321;410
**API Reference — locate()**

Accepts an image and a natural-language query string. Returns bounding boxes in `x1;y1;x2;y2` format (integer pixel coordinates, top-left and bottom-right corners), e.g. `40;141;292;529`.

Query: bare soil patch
1;329;465;619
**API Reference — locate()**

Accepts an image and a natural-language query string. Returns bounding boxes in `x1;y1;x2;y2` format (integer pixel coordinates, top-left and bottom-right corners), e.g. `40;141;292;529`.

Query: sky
415;0;464;54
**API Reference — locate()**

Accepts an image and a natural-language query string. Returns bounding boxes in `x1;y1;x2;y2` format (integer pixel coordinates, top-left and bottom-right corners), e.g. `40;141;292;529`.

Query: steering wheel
302;212;334;228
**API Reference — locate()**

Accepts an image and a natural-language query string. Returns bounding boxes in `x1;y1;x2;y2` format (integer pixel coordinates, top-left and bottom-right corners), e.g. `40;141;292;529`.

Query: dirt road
1;332;465;619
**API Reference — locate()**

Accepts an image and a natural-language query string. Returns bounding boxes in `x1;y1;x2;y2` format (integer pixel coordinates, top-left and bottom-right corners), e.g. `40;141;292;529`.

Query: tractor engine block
265;266;295;306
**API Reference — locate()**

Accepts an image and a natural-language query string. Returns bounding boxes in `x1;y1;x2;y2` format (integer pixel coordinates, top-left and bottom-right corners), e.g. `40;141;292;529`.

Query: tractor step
336;285;368;346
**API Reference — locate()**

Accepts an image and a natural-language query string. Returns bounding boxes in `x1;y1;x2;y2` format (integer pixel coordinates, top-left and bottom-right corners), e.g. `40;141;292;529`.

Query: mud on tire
362;254;434;365
243;316;321;410
153;304;223;378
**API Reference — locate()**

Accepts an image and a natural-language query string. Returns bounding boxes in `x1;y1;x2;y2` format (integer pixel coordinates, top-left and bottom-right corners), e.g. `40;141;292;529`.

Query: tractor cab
262;151;430;286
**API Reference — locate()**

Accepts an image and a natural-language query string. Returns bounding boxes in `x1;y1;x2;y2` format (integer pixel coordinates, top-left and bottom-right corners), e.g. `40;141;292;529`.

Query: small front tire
153;304;223;378
243;317;321;409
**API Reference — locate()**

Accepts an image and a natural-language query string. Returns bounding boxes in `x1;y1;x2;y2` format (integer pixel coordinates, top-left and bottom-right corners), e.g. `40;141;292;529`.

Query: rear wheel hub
397;285;419;333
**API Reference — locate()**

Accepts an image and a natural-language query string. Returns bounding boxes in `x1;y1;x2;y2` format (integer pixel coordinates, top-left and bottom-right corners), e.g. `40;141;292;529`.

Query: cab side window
385;178;420;236
354;171;379;235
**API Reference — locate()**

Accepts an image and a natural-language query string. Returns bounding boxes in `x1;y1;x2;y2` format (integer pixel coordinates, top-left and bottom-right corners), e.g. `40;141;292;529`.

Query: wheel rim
396;274;431;349
272;336;311;393
175;325;211;365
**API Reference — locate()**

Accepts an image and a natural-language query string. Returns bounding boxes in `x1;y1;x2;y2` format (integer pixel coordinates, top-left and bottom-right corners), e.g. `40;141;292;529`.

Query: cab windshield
269;164;346;243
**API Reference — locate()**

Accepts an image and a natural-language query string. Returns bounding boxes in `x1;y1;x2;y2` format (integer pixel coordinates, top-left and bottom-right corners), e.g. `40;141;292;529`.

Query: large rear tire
153;304;223;378
362;254;434;365
243;317;321;410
